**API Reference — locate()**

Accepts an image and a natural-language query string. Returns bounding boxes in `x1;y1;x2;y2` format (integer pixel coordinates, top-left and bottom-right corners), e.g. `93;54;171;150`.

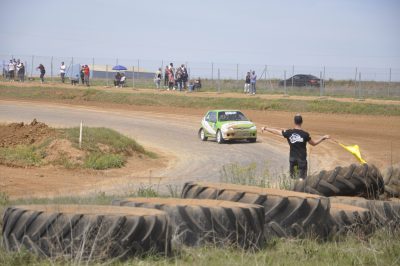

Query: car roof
207;110;241;113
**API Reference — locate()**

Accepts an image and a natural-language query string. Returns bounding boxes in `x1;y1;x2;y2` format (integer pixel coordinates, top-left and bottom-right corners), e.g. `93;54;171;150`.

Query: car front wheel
216;130;224;144
199;128;208;141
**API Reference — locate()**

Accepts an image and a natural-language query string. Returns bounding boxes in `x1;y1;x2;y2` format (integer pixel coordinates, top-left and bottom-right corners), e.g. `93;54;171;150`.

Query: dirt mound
43;139;86;165
0;119;55;147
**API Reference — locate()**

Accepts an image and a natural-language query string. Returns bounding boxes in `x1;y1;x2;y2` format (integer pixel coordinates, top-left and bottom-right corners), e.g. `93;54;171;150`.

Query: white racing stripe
202;118;216;135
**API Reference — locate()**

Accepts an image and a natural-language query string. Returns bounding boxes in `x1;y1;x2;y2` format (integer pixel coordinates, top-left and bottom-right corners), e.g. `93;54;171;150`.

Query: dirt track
0;99;399;199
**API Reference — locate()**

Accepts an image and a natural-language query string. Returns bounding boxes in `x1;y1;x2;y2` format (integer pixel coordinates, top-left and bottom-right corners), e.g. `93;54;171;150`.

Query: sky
0;0;399;74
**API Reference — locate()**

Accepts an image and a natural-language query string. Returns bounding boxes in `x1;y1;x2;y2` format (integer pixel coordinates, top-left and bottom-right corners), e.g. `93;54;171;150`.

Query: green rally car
198;110;257;144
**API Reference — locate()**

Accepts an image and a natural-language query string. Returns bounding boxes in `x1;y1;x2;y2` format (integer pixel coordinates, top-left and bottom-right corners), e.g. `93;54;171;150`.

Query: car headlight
250;126;257;130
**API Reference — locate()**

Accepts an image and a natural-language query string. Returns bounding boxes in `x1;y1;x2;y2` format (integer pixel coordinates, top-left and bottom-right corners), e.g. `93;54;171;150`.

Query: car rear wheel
198;128;208;141
216;130;224;144
247;138;256;143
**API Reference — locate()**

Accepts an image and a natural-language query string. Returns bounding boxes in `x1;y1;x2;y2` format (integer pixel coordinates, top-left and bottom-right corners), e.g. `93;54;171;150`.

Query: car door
203;111;217;136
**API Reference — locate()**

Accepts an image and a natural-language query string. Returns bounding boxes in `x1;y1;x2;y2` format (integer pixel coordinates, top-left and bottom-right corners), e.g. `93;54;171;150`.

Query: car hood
221;121;255;131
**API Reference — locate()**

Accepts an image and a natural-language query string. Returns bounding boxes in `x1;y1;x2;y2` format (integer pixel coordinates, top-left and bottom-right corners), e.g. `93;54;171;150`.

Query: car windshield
218;111;248;122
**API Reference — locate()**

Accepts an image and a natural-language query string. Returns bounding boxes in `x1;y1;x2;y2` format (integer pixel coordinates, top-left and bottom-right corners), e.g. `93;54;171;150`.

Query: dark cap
294;114;303;125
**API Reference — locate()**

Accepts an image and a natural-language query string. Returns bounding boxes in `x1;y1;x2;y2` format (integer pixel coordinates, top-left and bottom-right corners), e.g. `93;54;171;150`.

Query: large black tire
112;197;264;249
329;196;400;229
216;130;224;144
293;164;384;199
181;182;330;239
328;203;373;236
383;165;400;198
2;205;170;260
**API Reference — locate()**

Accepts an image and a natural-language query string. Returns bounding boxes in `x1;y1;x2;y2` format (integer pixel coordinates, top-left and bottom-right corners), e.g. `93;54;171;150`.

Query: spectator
164;65;169;88
114;72;121;87
80;66;85;84
168;68;175;90
36;64;46;83
18;63;25;82
244;72;251;93
250;70;257;95
188;78;201;92
8;60;15;81
181;64;188;90
154;67;162;89
119;73;126;87
175;67;183;91
60;62;66;83
16;59;22;78
83;65;90;86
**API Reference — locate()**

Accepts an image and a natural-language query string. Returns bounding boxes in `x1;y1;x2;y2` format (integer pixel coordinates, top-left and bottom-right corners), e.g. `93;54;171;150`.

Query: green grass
0;145;43;167
83;153;125;170
0;84;399;116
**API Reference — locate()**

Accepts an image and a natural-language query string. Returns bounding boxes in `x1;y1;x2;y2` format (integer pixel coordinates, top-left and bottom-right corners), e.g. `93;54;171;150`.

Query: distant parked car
279;74;320;87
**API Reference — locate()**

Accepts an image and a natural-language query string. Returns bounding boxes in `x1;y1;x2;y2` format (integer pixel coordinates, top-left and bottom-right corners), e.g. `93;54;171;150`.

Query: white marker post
79;120;83;149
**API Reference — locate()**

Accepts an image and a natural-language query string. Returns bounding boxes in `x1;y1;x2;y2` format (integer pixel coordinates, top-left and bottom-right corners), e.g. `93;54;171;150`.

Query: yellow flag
339;143;367;164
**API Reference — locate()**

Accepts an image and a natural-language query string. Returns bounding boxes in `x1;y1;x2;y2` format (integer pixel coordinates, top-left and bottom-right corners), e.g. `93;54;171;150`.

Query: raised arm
309;135;330;146
261;126;285;136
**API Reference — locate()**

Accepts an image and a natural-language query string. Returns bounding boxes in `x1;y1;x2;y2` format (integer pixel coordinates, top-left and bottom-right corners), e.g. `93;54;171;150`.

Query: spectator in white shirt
60;62;66;83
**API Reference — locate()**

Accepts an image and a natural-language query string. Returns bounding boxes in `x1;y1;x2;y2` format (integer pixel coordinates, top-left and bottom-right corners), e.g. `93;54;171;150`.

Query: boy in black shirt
261;114;330;179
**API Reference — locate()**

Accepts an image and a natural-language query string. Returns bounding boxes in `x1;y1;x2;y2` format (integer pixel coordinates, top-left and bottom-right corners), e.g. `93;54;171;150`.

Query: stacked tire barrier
293;164;384;199
181;182;331;239
112;197;265;248
2;205;171;260
383;165;400;198
2;163;399;261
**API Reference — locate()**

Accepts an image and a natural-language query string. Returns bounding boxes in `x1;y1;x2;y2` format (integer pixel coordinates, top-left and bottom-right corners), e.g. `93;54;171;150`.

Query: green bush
0;145;42;167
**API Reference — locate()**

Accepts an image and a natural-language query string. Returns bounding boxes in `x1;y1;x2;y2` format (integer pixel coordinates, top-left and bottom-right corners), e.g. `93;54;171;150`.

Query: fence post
106;64;109;87
319;71;323;97
132;66;135;89
291;65;294;87
217;68;221;93
236;63;239;90
137;59;140;85
71;57;74;82
92;57;95;81
30;55;34;78
358;72;362;100
354;67;358;82
323;66;326;89
50;56;53;82
388;68;391;97
284;70;287;96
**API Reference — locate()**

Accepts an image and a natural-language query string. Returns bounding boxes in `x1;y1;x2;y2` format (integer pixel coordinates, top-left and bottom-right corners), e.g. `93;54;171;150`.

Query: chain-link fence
1;54;399;99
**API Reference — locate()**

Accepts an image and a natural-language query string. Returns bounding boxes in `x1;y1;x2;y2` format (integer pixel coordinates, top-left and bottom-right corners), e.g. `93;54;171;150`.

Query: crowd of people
4;59;26;82
154;63;201;92
3;58;257;94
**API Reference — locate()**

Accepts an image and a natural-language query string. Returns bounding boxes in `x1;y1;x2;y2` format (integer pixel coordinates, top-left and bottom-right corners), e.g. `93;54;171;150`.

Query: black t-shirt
282;129;311;161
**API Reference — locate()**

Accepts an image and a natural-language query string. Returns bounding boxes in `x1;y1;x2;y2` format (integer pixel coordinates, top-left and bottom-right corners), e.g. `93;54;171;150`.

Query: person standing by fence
8;60;15;81
36;64;46;83
18;63;25;82
164;65;169;88
154;68;162;89
250;70;257;95
83;65;90;86
60;62;66;83
244;71;251;93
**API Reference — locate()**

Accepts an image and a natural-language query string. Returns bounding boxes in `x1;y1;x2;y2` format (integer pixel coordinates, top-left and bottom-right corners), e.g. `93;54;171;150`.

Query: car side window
209;112;217;123
205;113;211;122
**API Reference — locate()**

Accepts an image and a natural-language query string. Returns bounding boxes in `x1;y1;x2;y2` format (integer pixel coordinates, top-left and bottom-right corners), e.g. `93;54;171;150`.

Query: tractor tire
383;165;400;198
2;205;170;260
328;203;373;236
181;182;331;239
330;196;400;229
293;164;384;199
112;197;264;249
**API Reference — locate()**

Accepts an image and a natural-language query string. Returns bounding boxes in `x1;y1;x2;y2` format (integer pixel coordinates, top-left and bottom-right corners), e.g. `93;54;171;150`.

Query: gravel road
0;100;288;192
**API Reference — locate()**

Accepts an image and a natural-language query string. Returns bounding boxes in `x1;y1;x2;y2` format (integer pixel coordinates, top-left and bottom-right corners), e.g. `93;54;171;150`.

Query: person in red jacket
83;65;90;86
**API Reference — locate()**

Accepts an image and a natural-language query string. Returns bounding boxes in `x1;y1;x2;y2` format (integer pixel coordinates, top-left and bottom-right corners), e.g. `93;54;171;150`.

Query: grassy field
0;190;399;266
0;84;399;116
0;126;155;169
